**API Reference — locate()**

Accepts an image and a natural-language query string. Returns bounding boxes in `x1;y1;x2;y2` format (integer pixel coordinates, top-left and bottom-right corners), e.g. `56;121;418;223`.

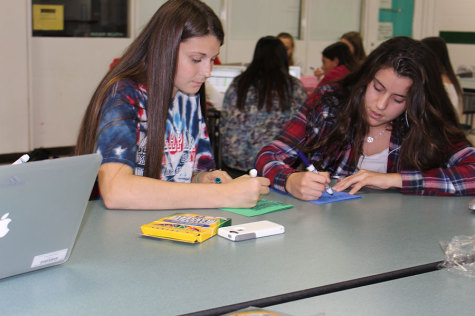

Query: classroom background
2;0;475;159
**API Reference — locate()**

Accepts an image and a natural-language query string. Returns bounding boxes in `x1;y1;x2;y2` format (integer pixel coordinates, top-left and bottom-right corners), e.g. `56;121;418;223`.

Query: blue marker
214;177;222;184
297;150;333;195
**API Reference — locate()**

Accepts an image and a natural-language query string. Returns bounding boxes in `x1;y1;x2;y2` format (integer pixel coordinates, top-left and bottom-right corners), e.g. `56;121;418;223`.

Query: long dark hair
322;42;357;72
421;37;463;99
235;36;294;112
309;36;467;171
75;0;224;179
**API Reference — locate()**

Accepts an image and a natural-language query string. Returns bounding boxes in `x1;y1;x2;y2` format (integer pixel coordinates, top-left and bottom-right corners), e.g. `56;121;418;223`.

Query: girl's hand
221;175;270;208
285;171;331;200
196;170;233;184
332;170;402;194
313;68;324;79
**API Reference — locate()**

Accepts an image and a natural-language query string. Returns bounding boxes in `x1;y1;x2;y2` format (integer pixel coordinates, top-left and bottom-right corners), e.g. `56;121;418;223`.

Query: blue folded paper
270;187;362;204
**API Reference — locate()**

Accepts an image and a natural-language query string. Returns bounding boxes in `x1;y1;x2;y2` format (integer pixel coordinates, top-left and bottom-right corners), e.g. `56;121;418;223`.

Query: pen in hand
297;150;334;195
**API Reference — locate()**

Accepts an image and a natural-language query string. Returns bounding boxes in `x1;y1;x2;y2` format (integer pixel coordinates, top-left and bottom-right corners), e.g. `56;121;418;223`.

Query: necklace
366;129;387;143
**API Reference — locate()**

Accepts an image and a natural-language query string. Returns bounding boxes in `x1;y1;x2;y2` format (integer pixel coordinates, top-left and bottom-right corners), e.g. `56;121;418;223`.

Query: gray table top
269;269;475;316
1;191;474;315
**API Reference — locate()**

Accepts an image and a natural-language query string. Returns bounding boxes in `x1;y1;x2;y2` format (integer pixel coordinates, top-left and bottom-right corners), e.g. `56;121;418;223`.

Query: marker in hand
297;150;333;195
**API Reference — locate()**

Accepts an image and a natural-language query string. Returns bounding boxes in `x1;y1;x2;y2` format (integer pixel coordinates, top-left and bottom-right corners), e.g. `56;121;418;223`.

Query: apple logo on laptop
0;213;11;238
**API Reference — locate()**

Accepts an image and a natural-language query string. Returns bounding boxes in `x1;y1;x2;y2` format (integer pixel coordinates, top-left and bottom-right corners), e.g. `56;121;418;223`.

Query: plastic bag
440;235;475;278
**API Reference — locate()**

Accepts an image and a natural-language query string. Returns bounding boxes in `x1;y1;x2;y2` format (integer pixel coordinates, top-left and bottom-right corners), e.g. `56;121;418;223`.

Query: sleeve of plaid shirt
400;142;475;195
256;84;336;192
255;87;327;192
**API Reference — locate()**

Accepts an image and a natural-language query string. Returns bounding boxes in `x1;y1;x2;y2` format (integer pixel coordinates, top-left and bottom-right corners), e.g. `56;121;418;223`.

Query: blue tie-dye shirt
95;79;215;182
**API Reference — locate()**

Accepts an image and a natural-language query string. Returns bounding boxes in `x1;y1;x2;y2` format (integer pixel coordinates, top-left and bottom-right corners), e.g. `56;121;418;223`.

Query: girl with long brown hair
256;37;475;200
76;0;269;209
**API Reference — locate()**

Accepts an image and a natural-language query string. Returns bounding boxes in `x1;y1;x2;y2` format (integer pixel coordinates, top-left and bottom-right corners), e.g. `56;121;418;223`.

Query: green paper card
220;199;294;217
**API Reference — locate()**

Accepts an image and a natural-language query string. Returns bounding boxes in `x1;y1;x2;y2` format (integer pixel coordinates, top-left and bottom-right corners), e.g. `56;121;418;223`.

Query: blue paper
270;187;362;204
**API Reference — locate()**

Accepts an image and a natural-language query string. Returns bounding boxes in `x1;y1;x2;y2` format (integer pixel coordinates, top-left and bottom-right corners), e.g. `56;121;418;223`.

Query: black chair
463;88;475;133
205;107;222;169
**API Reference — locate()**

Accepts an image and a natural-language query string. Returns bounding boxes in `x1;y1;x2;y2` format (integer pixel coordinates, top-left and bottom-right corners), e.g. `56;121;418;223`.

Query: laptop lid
207;65;245;94
0;153;101;280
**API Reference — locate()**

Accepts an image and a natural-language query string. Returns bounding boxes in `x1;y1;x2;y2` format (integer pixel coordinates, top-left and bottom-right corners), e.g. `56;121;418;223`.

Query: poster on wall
32;5;64;31
378;22;393;41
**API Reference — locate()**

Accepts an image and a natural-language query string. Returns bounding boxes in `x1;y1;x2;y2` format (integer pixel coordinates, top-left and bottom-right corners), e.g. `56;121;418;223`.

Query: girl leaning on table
255;36;475;200
75;0;269;210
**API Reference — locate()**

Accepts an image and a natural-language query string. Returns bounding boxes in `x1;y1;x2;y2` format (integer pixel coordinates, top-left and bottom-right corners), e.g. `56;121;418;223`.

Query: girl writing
256;37;475;199
76;0;269;209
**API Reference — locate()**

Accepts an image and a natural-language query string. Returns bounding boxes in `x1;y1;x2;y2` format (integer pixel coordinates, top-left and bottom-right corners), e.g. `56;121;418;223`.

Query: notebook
0;153;101;280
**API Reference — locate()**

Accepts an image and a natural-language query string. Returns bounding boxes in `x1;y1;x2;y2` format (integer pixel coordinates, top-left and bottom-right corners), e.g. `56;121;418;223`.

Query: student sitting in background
421;36;464;121
277;32;297;66
340;31;367;64
313;42;357;89
220;36;307;176
256;37;475;200
75;0;269;210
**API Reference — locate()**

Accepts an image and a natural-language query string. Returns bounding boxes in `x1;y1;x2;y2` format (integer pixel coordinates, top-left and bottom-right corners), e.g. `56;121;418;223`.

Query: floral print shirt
220;76;307;171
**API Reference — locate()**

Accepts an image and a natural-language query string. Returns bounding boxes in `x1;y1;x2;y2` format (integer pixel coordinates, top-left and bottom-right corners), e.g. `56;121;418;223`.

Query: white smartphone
218;220;285;241
469;198;475;211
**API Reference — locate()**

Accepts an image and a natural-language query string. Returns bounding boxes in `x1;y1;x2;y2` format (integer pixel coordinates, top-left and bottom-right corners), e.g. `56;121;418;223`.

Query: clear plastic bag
440;235;475;278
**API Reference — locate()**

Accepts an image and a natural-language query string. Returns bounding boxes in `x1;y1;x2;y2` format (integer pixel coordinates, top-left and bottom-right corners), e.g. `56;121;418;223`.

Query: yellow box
141;213;231;243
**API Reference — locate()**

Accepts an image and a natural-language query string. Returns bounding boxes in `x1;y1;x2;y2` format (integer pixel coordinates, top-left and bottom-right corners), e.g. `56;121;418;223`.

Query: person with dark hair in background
75;0;269;210
220;36;307;175
256;37;475;200
422;36;464;121
313;42;357;88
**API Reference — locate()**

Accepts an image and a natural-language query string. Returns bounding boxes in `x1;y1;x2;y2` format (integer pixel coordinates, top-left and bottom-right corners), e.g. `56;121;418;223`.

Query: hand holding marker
297;150;333;195
215;169;257;183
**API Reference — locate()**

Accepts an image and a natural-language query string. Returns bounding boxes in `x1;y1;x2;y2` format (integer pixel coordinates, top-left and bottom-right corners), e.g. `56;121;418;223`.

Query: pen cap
306;164;316;172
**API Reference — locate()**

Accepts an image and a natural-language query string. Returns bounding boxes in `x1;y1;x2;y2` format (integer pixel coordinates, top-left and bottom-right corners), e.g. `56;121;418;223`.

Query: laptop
207;65;245;93
0;153;101;280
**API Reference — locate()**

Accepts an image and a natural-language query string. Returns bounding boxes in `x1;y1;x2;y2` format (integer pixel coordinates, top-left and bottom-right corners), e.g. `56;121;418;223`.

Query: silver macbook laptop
0;153;101;280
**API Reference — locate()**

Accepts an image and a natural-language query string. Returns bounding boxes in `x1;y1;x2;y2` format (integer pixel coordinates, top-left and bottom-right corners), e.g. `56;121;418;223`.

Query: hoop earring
405;110;410;127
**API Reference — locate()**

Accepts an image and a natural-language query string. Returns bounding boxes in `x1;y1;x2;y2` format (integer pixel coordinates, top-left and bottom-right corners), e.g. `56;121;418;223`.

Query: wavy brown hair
277;32;295;66
308;36;467;171
75;0;224;179
341;31;367;63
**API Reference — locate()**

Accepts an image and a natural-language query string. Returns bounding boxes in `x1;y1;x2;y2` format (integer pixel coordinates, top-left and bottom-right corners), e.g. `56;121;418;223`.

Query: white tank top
357;147;389;173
